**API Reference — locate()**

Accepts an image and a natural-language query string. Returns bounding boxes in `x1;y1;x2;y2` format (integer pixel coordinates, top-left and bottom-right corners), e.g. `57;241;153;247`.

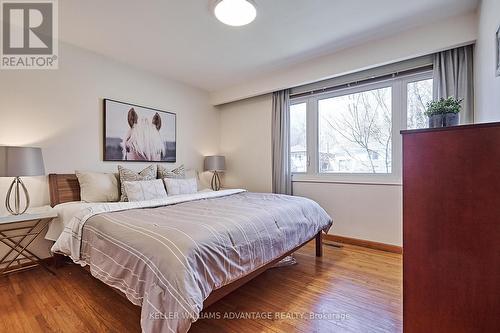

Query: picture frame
103;99;176;162
497;25;500;77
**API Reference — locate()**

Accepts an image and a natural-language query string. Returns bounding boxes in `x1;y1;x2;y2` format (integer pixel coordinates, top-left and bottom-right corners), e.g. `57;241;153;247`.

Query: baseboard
323;234;402;254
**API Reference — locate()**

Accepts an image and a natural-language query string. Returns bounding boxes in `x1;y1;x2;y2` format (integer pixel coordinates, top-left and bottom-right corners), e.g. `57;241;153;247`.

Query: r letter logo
1;0;58;69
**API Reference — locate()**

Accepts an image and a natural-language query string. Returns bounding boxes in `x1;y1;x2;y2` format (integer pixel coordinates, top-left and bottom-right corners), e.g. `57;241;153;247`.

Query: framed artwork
497;25;500;77
103;99;176;162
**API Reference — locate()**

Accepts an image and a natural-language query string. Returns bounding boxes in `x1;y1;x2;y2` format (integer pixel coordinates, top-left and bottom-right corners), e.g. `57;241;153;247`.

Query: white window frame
291;70;433;185
290;98;313;174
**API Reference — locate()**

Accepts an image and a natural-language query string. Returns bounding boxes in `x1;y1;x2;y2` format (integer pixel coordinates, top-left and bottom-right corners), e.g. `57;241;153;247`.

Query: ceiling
59;0;479;92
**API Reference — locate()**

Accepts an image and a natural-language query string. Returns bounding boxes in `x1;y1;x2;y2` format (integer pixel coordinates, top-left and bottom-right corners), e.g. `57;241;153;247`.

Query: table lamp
0;146;45;215
204;156;225;191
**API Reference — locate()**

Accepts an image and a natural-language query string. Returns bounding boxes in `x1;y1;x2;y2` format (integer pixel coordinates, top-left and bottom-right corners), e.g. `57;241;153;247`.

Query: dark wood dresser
402;123;500;333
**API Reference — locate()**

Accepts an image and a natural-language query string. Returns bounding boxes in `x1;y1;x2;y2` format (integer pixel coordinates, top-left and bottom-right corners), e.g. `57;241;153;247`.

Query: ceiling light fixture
214;0;257;27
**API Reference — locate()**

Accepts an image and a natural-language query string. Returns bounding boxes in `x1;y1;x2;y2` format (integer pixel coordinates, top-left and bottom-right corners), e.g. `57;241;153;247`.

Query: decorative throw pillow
75;171;120;202
163;178;198;196
157;164;185;179
123;179;167;202
118;165;157;201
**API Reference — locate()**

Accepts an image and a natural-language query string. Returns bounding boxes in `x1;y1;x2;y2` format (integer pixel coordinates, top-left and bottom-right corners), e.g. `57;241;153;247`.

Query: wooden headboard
48;174;81;207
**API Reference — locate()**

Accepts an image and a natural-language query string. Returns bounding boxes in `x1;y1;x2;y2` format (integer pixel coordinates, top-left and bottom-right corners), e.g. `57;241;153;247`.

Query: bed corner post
315;232;323;257
48;174;58;207
53;253;66;268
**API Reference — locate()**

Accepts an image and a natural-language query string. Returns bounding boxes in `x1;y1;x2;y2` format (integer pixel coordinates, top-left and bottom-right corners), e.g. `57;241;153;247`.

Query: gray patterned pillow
118;165;157;201
157;164;185;179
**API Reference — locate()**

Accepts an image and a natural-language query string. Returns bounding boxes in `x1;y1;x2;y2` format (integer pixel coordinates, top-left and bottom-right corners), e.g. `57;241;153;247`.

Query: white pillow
163;178;198;196
123;179;167;202
75;171;120;202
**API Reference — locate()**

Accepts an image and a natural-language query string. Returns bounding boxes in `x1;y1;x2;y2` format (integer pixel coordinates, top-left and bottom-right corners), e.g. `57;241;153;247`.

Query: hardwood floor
0;242;402;333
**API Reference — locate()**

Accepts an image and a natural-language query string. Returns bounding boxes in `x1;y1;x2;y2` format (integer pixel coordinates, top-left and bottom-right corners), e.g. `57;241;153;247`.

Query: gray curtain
433;45;474;124
272;89;292;195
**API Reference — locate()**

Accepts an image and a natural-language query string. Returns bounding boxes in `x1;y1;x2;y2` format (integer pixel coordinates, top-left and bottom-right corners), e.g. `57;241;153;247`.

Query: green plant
424;97;463;117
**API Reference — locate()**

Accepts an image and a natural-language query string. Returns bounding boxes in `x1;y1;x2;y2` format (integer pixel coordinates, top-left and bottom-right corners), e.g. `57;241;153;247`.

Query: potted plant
424;97;462;128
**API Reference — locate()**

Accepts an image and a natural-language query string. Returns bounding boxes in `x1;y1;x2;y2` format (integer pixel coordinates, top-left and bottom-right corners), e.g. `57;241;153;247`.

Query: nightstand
0;207;57;276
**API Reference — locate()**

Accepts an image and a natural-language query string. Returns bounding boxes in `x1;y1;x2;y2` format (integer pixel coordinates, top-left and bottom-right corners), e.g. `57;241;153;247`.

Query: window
318;86;392;174
290;102;307;173
407;78;433;130
290;70;433;183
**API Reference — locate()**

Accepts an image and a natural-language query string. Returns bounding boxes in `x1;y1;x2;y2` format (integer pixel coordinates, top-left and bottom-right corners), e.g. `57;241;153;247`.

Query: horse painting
104;99;176;162
123;108;165;161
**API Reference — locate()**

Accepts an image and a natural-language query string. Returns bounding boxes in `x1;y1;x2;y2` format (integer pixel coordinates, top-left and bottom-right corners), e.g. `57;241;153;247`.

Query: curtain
433;45;474;124
271;89;292;195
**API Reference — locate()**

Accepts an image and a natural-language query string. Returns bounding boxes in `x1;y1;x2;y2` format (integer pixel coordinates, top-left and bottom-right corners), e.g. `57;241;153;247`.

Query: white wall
0;43;219;177
211;11;478;105
474;0;500;122
219;94;273;192
293;183;402;246
0;42;220;258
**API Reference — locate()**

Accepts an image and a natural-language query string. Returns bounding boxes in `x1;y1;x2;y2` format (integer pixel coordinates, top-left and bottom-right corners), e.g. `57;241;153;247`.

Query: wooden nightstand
0;207;57;276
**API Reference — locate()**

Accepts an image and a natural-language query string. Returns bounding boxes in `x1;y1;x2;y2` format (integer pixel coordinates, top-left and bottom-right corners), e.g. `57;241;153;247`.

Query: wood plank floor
0;242;402;333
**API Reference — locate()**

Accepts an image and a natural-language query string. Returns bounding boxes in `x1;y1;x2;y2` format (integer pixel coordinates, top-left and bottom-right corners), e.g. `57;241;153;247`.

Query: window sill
292;174;402;186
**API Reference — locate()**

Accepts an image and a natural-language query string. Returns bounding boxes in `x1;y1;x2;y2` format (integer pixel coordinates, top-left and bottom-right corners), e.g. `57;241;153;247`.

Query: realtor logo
1;0;58;69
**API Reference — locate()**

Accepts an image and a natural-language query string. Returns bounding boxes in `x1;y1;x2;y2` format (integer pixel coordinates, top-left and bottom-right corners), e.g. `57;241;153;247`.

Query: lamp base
210;171;222;191
5;177;30;215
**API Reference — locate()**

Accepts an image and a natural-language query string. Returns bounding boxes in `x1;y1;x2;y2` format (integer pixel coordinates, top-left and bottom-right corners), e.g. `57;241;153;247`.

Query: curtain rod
290;64;433;99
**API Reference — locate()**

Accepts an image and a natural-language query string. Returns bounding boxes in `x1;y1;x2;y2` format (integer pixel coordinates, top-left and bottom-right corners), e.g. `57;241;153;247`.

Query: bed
48;174;332;333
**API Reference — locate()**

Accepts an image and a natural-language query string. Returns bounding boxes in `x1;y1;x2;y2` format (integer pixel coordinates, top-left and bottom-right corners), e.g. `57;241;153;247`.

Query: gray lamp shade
0;146;45;177
204;155;226;172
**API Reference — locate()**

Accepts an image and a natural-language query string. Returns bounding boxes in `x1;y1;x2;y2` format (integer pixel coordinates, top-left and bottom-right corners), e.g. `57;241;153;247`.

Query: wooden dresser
402;123;500;333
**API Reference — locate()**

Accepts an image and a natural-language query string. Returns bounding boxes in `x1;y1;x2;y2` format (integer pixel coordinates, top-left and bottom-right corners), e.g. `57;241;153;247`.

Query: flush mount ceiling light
214;0;257;27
